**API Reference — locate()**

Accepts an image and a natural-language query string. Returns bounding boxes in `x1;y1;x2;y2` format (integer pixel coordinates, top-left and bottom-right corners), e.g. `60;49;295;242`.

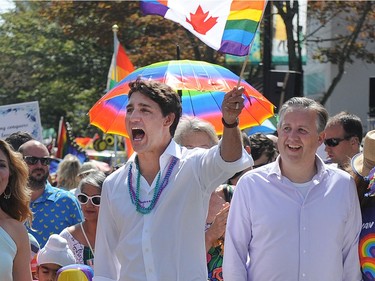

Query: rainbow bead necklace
128;156;178;214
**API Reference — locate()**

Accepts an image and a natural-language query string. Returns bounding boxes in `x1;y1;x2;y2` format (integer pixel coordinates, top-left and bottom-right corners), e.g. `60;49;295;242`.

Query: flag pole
112;24;119;165
237;52;250;88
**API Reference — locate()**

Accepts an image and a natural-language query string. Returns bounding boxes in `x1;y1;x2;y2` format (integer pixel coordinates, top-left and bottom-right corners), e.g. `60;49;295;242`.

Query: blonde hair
174;116;219;147
56;154;81;190
0;139;32;223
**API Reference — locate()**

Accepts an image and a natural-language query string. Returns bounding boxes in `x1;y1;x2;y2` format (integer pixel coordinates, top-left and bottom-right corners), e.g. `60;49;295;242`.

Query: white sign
0;101;43;141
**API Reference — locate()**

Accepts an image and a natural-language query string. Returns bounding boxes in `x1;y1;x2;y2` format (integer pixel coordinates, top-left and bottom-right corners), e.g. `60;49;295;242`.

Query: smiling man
223;97;362;281
93;78;253;281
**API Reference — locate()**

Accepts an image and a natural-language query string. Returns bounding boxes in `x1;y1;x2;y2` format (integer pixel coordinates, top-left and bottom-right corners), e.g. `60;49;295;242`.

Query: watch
222;117;239;128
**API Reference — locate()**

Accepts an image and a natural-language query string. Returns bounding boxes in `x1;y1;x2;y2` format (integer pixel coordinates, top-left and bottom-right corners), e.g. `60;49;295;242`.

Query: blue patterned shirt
27;182;83;247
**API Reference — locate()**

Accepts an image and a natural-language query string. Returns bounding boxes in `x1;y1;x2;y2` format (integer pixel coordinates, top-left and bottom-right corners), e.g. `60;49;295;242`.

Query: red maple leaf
186;5;218;35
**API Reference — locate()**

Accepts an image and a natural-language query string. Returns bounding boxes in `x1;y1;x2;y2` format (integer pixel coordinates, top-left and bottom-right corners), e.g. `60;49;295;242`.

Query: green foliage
0;1;220;137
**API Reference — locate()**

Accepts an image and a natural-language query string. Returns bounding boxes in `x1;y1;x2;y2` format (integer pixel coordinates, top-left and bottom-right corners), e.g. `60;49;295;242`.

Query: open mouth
132;128;145;141
287;144;301;151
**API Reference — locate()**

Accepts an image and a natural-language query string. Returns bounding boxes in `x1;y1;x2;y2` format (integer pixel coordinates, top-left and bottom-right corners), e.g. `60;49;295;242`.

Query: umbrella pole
176;44;182;99
112;24;119;165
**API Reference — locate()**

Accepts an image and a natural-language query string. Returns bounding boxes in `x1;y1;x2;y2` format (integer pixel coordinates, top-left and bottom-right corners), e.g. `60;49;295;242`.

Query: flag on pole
140;0;267;56
56;117;89;163
56;117;68;159
106;28;134;158
106;33;135;90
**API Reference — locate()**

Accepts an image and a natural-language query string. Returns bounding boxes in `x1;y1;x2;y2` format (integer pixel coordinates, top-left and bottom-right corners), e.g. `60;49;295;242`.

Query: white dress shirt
223;156;362;281
94;139;253;281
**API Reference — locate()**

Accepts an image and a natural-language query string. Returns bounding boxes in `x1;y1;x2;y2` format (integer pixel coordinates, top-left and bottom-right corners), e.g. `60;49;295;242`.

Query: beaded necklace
128;156;178;214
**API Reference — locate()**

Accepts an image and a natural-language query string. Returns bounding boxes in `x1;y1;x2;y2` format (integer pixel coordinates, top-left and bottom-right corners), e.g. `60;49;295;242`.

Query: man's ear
164;113;175;127
318;131;325;145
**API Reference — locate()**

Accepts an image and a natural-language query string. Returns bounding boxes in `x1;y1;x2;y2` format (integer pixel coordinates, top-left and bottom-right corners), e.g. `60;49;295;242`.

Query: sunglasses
23;156;52;166
324;136;352;147
77;193;101;206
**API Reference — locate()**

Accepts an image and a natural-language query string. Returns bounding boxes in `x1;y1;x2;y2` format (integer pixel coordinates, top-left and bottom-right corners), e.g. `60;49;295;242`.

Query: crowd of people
1;78;374;281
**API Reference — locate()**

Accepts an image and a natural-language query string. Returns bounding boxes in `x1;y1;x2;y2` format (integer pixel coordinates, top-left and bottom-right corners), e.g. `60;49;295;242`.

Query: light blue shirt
27;182;83;247
0;227;15;281
223;156;362;281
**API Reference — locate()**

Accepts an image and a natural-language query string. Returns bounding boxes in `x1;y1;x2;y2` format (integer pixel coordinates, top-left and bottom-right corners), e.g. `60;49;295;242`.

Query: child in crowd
35;234;76;281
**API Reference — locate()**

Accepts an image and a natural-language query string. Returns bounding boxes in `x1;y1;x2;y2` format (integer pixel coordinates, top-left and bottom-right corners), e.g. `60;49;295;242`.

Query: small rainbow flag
140;0;267;56
56;117;88;163
106;34;135;90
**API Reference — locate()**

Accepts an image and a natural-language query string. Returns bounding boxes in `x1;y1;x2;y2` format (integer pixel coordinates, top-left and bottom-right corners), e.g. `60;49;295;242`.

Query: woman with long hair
0;139;33;281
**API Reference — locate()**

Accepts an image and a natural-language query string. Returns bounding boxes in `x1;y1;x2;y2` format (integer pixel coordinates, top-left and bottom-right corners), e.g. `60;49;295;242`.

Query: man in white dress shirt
223;97;362;281
93;78;253;281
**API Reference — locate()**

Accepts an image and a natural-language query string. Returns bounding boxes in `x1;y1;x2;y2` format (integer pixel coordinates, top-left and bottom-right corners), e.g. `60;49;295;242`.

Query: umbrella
246;117;277;136
89;60;275;136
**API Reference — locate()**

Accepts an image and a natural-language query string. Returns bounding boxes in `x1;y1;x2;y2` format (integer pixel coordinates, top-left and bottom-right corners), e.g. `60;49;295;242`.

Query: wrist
222;117;239;128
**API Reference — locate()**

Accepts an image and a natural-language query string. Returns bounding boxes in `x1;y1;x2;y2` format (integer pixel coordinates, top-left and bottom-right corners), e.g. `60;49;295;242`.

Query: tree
307;1;374;105
0;1;222;137
0;2;109;135
270;1;374;105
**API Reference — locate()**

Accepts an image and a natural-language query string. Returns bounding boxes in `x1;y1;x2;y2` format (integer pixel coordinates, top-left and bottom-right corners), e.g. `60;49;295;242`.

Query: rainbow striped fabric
56;118;88;163
106;34;135;90
140;0;267;56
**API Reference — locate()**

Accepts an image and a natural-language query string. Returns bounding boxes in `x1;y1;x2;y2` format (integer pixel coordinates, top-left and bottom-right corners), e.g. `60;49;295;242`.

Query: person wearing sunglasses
60;171;106;267
324;111;363;170
18;140;83;248
224;97;362;281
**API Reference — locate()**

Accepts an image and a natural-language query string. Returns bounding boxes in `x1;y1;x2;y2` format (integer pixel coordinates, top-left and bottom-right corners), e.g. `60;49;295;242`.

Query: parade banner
0;101;43;141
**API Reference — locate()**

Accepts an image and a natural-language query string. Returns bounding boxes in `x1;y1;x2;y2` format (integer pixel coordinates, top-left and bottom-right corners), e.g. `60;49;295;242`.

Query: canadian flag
141;0;267;56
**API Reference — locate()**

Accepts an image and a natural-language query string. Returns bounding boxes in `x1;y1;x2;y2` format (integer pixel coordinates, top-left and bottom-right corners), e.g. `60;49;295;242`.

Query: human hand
221;87;245;125
206;203;230;247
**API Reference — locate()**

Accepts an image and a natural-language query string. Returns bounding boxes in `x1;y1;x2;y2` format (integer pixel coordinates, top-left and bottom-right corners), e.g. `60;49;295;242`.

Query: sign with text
0;101;43;141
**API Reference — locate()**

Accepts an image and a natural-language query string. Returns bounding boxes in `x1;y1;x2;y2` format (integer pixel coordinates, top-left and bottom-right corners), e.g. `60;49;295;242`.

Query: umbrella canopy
247;118;277;136
89;60;275;136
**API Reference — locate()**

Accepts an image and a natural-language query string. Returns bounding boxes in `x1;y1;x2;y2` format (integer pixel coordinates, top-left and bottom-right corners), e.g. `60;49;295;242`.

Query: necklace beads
128;156;178;214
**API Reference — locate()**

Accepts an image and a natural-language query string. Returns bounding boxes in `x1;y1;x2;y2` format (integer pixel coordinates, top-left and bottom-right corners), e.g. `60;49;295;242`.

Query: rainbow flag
140;0;267;56
56;117;88;163
107;35;135;158
106;34;135;90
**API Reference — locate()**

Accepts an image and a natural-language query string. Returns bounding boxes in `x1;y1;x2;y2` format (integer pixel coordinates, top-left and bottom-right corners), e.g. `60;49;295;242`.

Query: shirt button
303;227;306;230
302;273;306;277
303;250;306;253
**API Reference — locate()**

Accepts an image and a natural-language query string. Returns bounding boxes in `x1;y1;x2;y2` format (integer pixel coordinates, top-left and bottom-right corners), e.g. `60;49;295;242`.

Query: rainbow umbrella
89;60;274;136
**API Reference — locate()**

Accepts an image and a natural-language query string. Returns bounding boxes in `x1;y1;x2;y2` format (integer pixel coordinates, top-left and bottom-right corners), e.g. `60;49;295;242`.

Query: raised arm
220;86;245;162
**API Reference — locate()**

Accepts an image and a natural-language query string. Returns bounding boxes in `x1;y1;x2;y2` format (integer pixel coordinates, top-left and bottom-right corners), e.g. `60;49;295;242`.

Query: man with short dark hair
94;78;253;281
5;131;33;151
324;111;363;169
18;140;83;247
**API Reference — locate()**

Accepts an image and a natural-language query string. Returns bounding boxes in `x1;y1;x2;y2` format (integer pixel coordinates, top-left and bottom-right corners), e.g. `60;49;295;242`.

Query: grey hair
277;97;328;133
78;170;106;192
174;115;219;146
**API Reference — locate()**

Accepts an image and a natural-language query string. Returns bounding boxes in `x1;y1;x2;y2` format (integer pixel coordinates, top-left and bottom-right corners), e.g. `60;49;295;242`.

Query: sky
0;0;15;13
